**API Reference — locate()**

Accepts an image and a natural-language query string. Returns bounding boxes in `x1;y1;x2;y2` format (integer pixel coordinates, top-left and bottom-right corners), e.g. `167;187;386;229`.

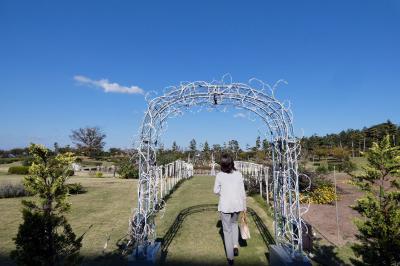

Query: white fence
154;160;194;206
234;161;271;205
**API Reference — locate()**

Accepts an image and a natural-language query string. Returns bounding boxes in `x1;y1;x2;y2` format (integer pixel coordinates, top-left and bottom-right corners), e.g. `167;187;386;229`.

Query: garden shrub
117;158;139;179
301;177;338;204
323;160;357;173
316;163;329;174
94;172;103;178
66;169;74;176
8;166;29;175
0;183;33;198
66;183;86;194
340;160;357;174
244;177;259;196
22;157;33;167
298;169;319;192
307;186;338;204
350;136;400;265
11;144;82;265
299;167;339;204
327;163;335;171
312;177;334;190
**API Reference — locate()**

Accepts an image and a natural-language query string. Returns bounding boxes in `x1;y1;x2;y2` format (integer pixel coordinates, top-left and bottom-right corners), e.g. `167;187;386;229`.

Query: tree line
301;120;400;158
157;136;271;166
2;120;398;164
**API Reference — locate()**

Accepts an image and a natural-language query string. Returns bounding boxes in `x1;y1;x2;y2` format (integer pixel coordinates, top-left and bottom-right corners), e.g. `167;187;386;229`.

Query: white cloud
233;112;246;118
74;75;144;95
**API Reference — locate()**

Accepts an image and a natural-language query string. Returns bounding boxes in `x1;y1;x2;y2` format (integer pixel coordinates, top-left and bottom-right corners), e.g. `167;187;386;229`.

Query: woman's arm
213;175;221;195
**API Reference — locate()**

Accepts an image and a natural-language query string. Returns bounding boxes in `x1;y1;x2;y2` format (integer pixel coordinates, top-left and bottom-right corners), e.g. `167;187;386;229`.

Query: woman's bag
240;211;251;239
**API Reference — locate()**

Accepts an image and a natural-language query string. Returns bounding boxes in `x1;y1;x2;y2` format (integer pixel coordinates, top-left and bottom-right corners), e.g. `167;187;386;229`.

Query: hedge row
8;166;29;175
0;158;21;164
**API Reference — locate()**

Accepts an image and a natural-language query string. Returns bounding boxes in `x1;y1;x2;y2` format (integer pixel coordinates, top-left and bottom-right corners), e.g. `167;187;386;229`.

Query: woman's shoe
227;259;234;265
233;247;239;256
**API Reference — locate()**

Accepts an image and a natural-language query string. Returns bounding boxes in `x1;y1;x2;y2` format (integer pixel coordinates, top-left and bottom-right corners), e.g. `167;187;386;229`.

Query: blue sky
1;0;399;150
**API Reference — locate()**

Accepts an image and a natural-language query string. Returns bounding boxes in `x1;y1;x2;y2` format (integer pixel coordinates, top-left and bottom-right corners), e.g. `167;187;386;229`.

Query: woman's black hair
220;153;236;174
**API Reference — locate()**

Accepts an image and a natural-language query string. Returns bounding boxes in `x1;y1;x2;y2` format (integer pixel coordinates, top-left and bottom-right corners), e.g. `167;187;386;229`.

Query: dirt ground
302;173;363;246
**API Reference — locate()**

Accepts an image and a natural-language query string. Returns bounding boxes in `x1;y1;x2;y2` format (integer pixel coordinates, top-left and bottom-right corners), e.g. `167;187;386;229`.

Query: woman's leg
220;212;234;260
231;212;239;248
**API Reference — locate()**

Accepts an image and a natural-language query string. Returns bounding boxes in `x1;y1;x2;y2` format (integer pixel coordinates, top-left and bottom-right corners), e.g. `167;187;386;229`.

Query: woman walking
213;153;247;265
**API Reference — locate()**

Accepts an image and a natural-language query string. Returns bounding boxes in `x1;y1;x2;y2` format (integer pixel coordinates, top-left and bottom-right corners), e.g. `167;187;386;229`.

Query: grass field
154;175;274;266
305;156;368;175
0;170;275;266
0;171;137;266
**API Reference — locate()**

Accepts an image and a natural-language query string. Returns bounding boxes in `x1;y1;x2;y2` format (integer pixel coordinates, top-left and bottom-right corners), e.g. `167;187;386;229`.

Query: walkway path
154;175;274;266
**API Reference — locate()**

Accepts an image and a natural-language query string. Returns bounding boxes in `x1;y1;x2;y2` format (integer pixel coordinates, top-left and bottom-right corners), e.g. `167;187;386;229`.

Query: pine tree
228;140;240;158
203;141;210;160
172;141;179;152
351;136;400;265
262;138;269;153
11;144;82;266
255;136;261;150
203;141;210;153
189;139;197;153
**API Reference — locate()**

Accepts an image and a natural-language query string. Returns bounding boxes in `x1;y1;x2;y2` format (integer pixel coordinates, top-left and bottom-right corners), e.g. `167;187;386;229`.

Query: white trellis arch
130;78;308;260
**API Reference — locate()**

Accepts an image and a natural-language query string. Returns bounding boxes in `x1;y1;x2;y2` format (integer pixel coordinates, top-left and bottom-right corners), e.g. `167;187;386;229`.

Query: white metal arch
130;79;307;257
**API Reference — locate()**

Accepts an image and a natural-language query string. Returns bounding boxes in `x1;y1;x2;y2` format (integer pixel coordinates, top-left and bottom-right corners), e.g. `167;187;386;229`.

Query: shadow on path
158;204;275;265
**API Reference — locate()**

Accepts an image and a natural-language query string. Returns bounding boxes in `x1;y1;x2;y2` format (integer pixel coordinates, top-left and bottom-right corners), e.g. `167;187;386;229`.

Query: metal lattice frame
131;78;308;256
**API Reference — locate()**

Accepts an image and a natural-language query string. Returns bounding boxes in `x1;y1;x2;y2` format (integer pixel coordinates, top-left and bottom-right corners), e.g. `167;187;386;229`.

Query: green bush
244;177;259;196
11;209;82;265
303;186;339;204
324;160;357;173
8;166;29;175
312;177;334;190
340;160;357;173
10;144;82;265
316;163;329;174
95;172;103;178
117;158;139;179
66;169;74;176
300;169;339;204
22;157;34;166
66;183;86;194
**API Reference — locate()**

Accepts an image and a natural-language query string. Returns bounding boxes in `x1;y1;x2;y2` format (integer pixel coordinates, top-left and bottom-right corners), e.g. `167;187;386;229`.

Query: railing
234;161;271;205
154;160;194;206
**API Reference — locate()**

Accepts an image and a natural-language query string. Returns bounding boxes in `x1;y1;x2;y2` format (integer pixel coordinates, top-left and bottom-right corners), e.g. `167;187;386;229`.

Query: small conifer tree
351;136;400;265
11;144;82;266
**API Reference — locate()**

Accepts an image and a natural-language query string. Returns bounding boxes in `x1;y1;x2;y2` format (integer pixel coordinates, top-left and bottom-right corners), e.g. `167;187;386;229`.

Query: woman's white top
213;170;246;213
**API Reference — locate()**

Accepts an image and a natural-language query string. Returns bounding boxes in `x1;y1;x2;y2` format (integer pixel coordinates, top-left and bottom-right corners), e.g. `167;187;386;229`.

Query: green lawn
0;173;274;265
2;164;365;266
155;175;274;266
304;156;368;175
0;173;137;266
9;169;368;266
